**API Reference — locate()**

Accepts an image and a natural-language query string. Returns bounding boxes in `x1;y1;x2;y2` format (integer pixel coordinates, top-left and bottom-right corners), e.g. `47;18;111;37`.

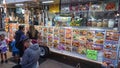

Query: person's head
23;38;30;48
19;25;25;31
29;25;36;37
29;25;35;31
1;34;5;40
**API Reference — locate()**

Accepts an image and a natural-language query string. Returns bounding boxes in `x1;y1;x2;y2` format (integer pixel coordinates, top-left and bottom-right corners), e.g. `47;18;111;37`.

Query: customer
10;39;19;64
15;25;25;57
15;25;25;47
21;37;40;68
27;25;39;44
0;34;8;63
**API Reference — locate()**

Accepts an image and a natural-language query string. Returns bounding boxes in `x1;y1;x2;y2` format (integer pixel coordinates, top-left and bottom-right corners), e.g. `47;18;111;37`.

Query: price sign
86;49;98;60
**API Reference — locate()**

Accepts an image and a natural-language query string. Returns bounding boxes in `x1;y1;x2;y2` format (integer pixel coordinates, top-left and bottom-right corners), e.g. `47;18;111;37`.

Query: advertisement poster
65;28;72;51
103;30;119;68
53;27;59;48
58;28;66;50
43;27;48;46
47;27;54;47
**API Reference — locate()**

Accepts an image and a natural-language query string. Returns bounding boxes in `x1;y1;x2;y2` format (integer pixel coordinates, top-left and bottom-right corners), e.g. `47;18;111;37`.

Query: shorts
12;51;19;56
0;47;8;54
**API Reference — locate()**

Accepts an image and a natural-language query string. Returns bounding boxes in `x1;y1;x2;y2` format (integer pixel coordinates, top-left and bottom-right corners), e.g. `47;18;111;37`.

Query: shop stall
3;0;120;68
37;0;120;68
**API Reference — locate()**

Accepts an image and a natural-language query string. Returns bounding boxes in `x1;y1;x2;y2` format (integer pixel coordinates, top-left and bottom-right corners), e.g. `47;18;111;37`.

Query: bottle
92;20;97;27
108;19;115;28
97;19;102;27
103;19;108;27
87;19;92;26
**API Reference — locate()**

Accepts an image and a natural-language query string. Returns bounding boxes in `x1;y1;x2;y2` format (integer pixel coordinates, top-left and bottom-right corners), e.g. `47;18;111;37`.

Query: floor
0;62;16;68
0;59;74;68
0;52;74;68
39;59;74;68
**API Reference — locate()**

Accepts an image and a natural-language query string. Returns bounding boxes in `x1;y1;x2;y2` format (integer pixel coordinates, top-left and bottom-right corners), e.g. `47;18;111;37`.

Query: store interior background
0;0;120;68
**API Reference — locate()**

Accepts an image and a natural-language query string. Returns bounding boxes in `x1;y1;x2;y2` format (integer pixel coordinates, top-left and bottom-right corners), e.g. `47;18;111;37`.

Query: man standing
15;25;25;57
15;25;25;47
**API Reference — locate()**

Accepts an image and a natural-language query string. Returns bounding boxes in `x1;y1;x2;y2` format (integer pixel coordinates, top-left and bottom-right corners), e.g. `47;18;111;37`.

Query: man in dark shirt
15;25;26;58
15;25;25;46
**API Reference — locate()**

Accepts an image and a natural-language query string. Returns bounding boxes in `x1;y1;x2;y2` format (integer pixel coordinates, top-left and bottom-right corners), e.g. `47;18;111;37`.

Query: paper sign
86;49;98;60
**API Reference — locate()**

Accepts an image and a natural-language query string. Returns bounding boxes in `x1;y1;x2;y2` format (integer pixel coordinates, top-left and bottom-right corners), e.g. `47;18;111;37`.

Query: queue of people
0;24;40;68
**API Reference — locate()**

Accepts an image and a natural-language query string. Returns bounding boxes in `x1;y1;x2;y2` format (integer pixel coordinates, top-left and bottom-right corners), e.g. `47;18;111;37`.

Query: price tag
86;49;98;60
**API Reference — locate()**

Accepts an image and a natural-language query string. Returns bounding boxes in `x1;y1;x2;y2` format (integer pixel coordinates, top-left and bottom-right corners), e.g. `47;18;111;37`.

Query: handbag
12;64;21;68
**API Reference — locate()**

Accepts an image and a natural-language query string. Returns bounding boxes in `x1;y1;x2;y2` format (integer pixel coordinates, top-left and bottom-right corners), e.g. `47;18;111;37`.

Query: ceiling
4;0;102;8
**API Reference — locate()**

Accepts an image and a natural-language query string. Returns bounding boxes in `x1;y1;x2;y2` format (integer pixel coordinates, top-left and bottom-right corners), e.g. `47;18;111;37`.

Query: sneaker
1;60;4;64
5;60;8;63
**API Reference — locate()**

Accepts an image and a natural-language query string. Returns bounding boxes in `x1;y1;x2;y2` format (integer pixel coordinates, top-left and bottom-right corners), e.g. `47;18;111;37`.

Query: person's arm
14;31;17;40
10;41;14;47
36;30;39;38
26;31;29;38
21;49;30;66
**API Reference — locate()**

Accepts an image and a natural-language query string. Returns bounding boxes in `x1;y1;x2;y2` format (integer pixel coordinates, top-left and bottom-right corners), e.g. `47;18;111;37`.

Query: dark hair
22;37;29;43
1;34;5;37
19;25;25;30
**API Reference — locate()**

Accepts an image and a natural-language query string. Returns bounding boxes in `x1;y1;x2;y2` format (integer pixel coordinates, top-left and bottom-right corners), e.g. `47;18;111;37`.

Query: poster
86;49;98;60
53;27;59;48
65;28;72;51
47;27;54;47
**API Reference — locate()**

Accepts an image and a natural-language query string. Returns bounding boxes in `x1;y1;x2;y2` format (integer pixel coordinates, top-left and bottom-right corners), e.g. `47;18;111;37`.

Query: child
10;39;19;64
0;34;8;63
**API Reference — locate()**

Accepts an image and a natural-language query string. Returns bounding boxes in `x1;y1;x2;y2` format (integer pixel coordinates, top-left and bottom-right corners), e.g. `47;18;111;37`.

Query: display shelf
49;48;103;64
60;10;118;14
60;11;88;14
57;0;120;29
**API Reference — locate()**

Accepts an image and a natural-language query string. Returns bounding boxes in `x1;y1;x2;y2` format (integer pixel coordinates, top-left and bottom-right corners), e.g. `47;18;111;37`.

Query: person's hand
102;62;108;68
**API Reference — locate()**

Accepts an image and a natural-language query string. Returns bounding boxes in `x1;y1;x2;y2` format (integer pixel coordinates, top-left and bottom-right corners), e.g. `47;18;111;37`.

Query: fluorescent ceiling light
15;4;24;7
42;0;54;4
